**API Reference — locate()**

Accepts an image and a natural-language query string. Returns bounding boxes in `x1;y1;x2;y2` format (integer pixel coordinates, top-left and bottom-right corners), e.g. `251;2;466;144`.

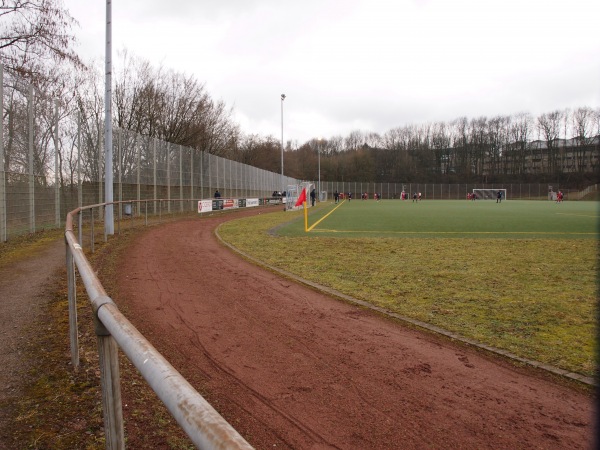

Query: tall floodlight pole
104;0;114;235
280;94;285;196
318;137;322;202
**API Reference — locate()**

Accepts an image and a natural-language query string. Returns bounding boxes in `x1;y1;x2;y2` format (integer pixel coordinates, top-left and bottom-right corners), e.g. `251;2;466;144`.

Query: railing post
94;313;125;449
65;240;79;368
91;208;95;254
78;210;83;249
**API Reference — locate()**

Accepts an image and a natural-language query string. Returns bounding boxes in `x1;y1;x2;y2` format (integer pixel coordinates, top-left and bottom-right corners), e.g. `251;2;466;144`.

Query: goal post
285;182;315;211
472;188;507;200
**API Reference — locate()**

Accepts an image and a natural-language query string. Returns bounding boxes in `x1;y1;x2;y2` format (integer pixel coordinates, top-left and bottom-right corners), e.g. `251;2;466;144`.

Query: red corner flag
295;188;307;207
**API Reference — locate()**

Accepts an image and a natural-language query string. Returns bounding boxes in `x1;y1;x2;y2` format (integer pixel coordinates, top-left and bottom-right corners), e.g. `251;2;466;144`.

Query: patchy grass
3;249;106;448
0;228;64;269
3;224;195;449
219;208;598;377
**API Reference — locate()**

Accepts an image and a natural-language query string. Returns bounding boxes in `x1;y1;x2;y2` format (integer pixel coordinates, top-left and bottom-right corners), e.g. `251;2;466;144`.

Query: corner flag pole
303;201;308;232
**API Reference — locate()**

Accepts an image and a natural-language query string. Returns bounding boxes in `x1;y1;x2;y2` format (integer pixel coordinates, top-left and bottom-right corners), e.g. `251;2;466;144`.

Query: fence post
201;151;204;200
0;65;5;242
179;144;183;212
190;147;194;211
118;130;122;222
66;241;79;367
91;208;95;253
77;113;83;246
28;85;35;233
137;134;141;210
54;99;60;228
167;143;171;213
98;128;103;220
153;138;157;215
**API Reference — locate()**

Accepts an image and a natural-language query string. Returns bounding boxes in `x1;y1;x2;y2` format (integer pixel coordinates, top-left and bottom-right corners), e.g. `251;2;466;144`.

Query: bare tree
344;130;364;151
112;51;238;158
508;112;533;174
537;110;563;174
0;0;81;80
486;115;510;177
572;106;595;172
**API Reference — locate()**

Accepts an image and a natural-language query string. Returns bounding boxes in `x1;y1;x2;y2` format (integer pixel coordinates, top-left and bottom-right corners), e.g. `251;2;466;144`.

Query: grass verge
2;224;194;449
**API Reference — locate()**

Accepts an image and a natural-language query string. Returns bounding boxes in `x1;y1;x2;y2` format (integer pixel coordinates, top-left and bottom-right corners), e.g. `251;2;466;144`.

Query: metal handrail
65;198;255;449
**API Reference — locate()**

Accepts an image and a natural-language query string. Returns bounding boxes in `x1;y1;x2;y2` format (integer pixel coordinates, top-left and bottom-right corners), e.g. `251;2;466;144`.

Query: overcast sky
62;0;599;144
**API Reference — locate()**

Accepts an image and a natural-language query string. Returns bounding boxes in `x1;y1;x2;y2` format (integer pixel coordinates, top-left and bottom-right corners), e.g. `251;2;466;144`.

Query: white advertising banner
197;200;213;213
246;198;259;207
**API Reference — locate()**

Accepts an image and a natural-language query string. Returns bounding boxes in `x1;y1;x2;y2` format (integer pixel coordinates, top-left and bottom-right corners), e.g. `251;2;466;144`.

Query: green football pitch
278;199;599;239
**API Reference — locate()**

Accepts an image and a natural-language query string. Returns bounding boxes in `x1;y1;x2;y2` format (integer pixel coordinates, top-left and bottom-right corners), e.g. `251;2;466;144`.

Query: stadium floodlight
104;0;114;235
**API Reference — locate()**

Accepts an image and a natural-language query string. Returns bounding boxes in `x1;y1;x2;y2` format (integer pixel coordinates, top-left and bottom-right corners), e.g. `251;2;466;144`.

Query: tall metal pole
280;94;285;195
0;65;6;242
104;0;114;235
28;85;34;233
318;138;321;202
54;99;60;227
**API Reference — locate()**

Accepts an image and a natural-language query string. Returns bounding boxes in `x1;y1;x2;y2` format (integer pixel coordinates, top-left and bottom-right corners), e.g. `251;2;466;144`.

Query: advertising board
198;200;213;213
222;199;237;210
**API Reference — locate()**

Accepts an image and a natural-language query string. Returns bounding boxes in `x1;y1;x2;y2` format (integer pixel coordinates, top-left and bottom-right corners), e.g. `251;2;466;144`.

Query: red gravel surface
116;210;594;449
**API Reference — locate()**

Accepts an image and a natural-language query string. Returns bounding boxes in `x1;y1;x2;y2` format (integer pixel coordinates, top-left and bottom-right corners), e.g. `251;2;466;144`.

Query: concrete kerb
214;225;595;388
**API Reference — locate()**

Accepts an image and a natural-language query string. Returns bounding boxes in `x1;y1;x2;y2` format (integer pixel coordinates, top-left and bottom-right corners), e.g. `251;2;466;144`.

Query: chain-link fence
0;66;300;241
317;181;589;201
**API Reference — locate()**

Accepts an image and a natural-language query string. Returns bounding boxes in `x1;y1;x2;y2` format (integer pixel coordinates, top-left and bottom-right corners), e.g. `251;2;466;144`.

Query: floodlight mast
280;94;286;196
104;0;114;235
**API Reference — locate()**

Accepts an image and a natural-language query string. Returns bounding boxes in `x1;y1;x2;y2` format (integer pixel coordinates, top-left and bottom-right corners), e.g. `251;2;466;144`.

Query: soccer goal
472;188;507;200
285;182;315;211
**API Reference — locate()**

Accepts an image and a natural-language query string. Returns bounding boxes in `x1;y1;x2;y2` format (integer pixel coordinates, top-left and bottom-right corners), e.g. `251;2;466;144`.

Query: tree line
1;1;598;191
281;108;599;187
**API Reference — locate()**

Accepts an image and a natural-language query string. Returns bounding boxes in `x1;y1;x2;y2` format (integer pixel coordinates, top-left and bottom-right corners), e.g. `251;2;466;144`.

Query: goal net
285;182;315;211
472;188;507;200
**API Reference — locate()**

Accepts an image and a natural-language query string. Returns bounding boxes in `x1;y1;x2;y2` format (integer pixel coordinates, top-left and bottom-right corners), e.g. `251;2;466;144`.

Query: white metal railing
65;198;260;449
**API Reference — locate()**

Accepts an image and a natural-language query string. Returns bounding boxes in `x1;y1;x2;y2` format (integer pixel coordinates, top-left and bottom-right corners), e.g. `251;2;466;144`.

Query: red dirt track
116;209;594;449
